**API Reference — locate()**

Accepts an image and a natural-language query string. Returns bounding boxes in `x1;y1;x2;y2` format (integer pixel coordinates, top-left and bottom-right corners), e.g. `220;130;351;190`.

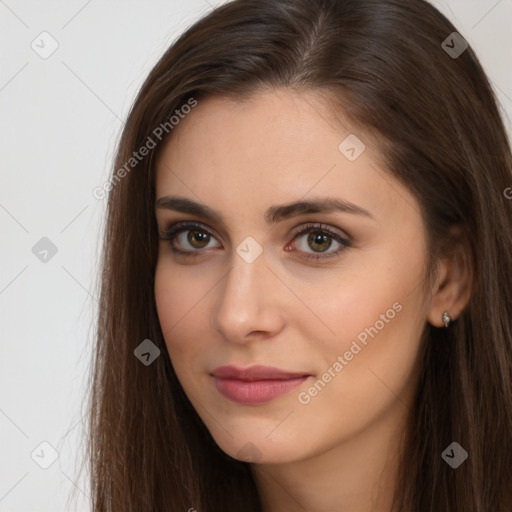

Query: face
154;88;431;464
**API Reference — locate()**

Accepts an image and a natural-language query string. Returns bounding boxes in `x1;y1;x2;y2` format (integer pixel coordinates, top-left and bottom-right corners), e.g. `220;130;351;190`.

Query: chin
207;426;307;465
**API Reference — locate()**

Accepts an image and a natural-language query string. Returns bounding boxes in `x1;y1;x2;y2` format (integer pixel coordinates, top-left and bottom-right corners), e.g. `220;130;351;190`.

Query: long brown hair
77;0;512;510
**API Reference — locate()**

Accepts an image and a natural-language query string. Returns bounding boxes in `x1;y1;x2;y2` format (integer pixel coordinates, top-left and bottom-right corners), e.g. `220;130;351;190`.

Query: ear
427;226;473;327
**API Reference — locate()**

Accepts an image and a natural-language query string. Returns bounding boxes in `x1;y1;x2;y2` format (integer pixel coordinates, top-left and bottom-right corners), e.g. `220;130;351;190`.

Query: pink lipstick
210;365;311;405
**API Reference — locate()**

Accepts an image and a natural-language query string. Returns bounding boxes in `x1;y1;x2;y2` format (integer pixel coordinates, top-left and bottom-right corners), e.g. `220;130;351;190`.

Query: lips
210;365;312;404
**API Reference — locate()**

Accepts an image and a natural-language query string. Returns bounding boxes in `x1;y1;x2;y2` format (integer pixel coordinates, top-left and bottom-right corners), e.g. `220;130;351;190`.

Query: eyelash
159;221;351;262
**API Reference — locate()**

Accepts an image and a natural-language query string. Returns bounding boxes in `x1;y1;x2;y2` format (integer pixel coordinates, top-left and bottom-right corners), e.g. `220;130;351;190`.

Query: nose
211;244;286;344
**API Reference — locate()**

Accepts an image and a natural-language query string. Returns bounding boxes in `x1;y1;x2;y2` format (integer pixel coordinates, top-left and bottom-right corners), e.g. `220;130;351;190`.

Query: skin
154;88;471;512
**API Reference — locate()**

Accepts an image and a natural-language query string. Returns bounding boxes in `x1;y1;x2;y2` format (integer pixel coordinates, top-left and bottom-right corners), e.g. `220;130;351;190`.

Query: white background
1;1;511;510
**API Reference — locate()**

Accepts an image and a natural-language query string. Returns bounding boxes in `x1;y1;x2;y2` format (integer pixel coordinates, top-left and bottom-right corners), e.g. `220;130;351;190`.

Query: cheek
301;244;427;396
290;301;424;450
302;263;413;358
154;261;207;363
312;287;424;411
154;282;181;340
154;258;210;336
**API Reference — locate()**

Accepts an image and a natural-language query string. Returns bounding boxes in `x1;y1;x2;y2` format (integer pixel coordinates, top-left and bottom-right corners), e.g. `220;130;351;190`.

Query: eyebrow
155;195;374;225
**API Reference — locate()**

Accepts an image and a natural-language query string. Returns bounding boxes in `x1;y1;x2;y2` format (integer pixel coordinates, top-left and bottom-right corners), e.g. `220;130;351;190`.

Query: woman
83;0;512;510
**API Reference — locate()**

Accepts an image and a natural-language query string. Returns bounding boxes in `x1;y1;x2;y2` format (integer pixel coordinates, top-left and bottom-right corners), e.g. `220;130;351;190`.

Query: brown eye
306;232;333;253
186;229;211;249
288;223;351;261
160;221;351;262
159;222;221;254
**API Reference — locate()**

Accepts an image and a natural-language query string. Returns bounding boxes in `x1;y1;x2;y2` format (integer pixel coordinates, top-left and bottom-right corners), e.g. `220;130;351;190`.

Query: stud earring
442;311;452;328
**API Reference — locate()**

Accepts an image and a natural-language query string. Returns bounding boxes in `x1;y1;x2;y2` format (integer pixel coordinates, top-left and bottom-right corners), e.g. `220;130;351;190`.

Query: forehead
158;91;353;181
154;89;415;228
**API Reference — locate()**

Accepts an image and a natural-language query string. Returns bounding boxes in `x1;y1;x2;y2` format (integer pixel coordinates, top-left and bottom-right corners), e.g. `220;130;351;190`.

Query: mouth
210;365;312;405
